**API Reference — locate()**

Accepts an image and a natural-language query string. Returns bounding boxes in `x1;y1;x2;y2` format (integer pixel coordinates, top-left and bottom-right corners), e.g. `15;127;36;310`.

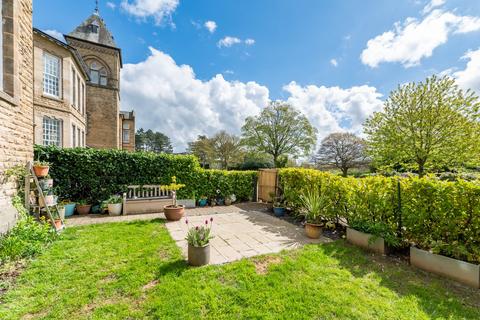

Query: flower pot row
346;227;480;288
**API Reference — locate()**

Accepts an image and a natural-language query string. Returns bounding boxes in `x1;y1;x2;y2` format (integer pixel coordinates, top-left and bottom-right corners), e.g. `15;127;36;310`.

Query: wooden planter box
410;247;480;288
346;227;388;255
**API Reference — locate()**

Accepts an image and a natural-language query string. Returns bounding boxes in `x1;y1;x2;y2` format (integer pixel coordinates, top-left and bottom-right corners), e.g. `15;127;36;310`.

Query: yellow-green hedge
279;168;480;263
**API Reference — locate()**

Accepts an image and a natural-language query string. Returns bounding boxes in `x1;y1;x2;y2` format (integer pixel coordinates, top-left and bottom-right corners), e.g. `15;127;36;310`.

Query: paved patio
66;202;331;265
166;208;331;265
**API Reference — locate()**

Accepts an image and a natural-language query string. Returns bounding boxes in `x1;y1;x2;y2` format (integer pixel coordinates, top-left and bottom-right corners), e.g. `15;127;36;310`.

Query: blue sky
34;0;480;151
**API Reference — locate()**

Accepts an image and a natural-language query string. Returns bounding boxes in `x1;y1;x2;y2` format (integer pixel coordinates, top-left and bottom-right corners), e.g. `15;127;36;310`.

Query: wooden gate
257;169;278;202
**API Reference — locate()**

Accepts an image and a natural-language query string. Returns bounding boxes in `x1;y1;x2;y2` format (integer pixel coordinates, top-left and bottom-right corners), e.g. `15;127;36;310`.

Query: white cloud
43;29;65;42
106;1;116;10
204;20;217;33
217;36;242;48
422;0;445;14
453;48;480;94
120;47;269;151
121;0;179;25
283;82;384;142
361;9;480;68
224;69;235;75
245;38;255;46
330;59;338;67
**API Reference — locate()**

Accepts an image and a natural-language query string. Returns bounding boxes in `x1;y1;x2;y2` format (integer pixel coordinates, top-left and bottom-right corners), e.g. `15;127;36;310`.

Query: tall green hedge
279;168;480;263
34;146;256;203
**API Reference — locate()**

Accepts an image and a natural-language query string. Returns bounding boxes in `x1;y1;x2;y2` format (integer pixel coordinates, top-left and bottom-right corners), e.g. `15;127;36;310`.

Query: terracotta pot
305;223;323;239
33;165;49;177
54;219;63;230
188;244;210;266
108;203;122;216
164;205;185;221
76;204;92;215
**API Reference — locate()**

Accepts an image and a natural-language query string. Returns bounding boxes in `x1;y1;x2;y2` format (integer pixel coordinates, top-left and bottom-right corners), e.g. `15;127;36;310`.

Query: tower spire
94;0;99;15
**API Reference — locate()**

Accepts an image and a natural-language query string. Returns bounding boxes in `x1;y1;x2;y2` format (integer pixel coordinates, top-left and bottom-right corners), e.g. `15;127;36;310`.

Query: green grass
0;219;479;319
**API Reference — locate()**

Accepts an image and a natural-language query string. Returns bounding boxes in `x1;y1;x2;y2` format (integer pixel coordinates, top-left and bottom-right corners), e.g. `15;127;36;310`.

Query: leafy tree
135;128;173;153
316;132;367;176
211;131;243;169
364;76;480;176
187;135;214;168
241;101;317;167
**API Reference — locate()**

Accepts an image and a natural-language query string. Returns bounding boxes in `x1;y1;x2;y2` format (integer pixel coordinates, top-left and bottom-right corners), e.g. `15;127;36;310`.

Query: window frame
42;116;62;147
43;52;62;98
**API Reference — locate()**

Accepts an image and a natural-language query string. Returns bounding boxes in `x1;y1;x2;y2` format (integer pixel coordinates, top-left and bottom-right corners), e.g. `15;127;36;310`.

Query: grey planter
188;244;210;266
178;199;196;208
346;227;387;255
410;247;480;288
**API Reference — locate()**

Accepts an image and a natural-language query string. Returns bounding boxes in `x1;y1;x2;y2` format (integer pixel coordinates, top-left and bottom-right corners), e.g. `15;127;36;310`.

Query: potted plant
300;188;328;239
39;175;53;191
76;199;92;215
215;189;224;205
62;200;76;217
33;160;50;177
57;203;66;220
161;176;186;221
198;196;208;207
186;217;214;266
106;195;123;216
225;194;236;206
273;196;286;217
209;197;216;207
51;208;63;230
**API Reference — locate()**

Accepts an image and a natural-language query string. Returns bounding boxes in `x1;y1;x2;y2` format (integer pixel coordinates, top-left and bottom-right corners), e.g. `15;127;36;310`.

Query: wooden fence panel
257;169;278;202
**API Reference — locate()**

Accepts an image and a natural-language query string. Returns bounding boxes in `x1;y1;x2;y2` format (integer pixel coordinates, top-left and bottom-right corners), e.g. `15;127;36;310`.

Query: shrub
34;145;257;204
279;168;480;260
0;197;56;264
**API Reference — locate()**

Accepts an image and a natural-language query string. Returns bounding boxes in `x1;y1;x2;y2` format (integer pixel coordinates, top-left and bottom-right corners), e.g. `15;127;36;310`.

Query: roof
67;13;117;48
33;28;90;80
120;110;135;120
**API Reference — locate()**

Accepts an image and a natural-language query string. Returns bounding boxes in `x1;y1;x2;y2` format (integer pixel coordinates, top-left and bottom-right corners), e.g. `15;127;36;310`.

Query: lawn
0;219;479;319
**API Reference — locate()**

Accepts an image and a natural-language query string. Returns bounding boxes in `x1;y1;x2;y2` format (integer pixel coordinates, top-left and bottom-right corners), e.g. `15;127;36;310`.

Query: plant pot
410;247;480;288
76;204;92;215
39;179;53;191
64;203;76;217
273;207;286;217
164;205;185;221
108;203;122;216
91;204;102;214
216;198;225;206
58;207;65;220
188;244;210;266
198;199;208;207
305;223;323;239
33;165;49;177
54;219;63;230
346;227;387;255
224;198;232;206
40;195;55;207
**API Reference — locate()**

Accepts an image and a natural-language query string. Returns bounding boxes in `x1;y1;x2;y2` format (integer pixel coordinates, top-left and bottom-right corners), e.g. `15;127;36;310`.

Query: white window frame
43;52;61;98
122;129;130;143
42;117;62;146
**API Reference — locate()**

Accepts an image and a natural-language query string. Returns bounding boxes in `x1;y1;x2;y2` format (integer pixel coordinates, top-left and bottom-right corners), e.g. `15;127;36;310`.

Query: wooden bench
123;185;173;215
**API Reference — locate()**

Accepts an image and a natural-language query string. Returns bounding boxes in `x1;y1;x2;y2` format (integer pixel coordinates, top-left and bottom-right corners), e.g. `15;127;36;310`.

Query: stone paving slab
166;210;331;265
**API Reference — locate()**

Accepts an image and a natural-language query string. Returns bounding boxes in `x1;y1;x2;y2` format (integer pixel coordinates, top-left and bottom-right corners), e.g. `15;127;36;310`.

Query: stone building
0;0;34;233
119;110;135;151
32;28;89;148
65;9;135;150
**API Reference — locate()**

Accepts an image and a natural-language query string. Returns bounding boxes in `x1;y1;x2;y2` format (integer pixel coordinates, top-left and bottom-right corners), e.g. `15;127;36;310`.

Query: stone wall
0;0;34;233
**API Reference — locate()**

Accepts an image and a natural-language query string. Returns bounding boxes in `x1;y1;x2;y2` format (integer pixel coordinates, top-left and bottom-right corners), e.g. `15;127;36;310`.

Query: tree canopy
316;132;367;176
241;101;317;167
364;75;480;176
135;129;173;153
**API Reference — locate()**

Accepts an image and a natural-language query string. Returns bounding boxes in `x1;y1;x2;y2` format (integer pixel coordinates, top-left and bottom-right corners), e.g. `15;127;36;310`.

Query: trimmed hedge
279;168;480;263
34;146;257;203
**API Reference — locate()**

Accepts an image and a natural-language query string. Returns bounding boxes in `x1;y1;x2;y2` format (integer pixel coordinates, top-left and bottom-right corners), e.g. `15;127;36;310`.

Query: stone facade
119;111;135;151
33;29;88;148
0;0;34;233
65;12;131;150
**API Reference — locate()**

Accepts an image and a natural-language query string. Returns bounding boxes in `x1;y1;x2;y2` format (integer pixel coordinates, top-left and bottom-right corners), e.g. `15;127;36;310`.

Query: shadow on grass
155;259;189;279
319;240;480;317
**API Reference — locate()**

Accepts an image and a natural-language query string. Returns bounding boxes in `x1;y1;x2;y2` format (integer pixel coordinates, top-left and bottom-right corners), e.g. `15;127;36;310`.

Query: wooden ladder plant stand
25;161;64;232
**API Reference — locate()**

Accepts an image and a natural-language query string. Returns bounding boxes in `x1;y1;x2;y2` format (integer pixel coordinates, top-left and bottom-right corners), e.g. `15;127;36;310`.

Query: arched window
89;60;108;86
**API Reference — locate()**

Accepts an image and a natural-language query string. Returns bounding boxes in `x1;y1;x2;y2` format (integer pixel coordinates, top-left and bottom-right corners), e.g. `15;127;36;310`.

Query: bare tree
316;132;366;176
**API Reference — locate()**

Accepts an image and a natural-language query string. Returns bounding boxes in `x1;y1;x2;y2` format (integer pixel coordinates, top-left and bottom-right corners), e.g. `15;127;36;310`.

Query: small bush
0;197;56;264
